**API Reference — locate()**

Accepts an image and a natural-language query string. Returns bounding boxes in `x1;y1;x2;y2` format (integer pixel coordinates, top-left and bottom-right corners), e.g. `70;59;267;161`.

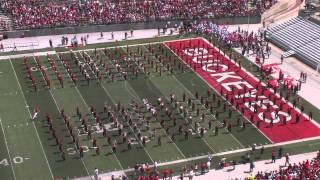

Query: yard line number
0;156;29;166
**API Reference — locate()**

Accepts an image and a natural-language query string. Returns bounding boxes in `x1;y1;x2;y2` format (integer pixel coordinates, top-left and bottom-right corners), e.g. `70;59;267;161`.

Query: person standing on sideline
271;149;276;163
94;167;99;180
284;153;290;166
249;161;254;172
49;39;53;48
100;31;103;39
189;169;194;180
278;147;283;159
111;32;114;40
130;28;133;37
260;146;264;156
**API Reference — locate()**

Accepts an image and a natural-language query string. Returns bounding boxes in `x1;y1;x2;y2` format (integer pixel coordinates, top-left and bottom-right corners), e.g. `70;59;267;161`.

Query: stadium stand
254;152;320;179
0;9;11;31
267;17;320;69
0;0;274;30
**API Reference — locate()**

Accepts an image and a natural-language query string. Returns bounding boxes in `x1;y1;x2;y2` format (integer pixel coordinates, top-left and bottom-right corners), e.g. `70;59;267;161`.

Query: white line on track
0;118;17;180
9;58;55;180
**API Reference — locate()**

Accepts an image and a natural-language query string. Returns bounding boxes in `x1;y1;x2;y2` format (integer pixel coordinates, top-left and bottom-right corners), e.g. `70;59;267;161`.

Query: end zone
165;38;320;143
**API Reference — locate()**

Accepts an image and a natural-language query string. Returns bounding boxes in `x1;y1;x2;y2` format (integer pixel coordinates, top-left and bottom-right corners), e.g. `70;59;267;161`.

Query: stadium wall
3;16;261;38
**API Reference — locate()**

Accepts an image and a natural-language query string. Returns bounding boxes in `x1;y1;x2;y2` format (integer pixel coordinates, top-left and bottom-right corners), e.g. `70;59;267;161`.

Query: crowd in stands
128;150;320;180
0;0;275;30
253;150;320;180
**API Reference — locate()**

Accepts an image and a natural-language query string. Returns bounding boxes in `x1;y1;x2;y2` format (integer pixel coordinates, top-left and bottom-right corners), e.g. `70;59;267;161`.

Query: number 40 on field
0;156;28;166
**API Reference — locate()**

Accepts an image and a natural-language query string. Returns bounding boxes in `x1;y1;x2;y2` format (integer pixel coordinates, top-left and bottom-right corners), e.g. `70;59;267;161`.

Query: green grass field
0;36;319;180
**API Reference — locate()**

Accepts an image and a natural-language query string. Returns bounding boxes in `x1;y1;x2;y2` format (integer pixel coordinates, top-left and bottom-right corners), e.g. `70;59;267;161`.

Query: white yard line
9;59;55;180
54;53;125;171
77;50;154;163
32;55;92;176
160;43;245;149
81;49;155;162
0;117;17;180
99;80;155;163
111;46;186;158
173;74;246;149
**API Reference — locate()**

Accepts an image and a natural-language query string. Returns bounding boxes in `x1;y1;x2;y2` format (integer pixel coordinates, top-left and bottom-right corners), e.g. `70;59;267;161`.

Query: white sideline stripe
54;53;125;171
0;118;17;180
72;137;320;180
201;37;320;129
0;51;56;60
9;59;55;180
61;37;200;54
31;56;91;176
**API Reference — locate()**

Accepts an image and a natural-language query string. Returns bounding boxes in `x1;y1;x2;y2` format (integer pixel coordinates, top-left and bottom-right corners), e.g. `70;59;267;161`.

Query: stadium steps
282;50;295;58
267;17;320;69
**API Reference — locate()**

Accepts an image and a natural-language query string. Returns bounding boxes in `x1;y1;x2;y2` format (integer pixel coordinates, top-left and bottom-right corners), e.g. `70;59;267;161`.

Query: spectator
1;0;275;30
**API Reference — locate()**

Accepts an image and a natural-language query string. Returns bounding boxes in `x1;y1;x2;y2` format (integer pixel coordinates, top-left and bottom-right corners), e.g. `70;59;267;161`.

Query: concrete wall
3;16;261;38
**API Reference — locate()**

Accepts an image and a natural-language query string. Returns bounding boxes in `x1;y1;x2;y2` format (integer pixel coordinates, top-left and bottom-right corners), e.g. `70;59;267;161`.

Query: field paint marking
164;38;274;144
115;46;187;159
144;44;245;149
61;37;200;54
9;59;55;180
170;73;245;149
78;50;155;163
136;45;219;153
201;37;320;129
84;48;156;162
31;56;91;176
54;53;125;171
0;118;17;180
99;80;155;163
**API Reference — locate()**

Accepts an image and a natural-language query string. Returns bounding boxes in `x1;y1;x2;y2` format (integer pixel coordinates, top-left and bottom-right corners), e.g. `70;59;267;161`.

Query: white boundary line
0;117;17;180
61;37;200;54
9;58;55;180
72;136;320;180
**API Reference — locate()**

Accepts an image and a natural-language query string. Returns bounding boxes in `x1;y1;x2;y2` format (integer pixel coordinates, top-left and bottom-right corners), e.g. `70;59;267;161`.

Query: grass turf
0;35;319;180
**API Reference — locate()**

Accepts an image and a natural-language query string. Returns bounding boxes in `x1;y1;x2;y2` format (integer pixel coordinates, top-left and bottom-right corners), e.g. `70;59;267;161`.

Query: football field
0;36;320;180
